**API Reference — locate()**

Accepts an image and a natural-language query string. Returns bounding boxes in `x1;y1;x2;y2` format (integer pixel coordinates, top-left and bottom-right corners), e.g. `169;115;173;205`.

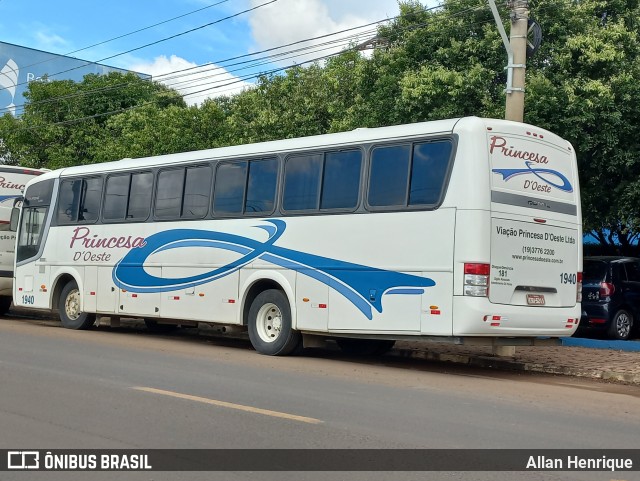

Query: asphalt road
0;316;638;481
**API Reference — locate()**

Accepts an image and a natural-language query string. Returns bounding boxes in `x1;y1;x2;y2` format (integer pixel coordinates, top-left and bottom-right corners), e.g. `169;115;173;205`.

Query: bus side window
368;145;411;208
57;178;102;224
214;162;247;215
245;158;277;214
127;172;153;220
183;166;212;219
104;174;131;221
409;141;452;206
213;158;277;216
367;141;452;209
320;150;361;210
57;180;82;223
103;172;152;222
283;153;323;211
155;169;185;219
78;177;103;222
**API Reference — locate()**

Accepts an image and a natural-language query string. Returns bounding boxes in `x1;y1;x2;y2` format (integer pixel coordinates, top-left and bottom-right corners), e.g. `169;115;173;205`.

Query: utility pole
505;0;529;122
488;0;529;122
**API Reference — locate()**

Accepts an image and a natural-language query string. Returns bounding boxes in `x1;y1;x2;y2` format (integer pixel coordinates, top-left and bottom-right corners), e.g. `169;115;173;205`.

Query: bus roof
37;117;468;180
0;165;49;175
29;117;568;182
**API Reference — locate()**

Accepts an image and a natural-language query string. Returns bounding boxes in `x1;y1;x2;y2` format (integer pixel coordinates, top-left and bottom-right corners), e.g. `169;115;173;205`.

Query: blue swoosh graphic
492;161;573;193
112;220;435;319
0;194;20;203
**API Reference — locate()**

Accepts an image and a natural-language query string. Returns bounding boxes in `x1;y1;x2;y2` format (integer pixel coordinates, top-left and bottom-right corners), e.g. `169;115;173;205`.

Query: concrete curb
389;347;640;385
561;337;640;352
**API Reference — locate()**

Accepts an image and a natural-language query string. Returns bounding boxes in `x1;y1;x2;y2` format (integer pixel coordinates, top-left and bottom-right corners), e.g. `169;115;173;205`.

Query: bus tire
59;281;95;330
0;296;11;316
248;289;300;356
336;338;396;356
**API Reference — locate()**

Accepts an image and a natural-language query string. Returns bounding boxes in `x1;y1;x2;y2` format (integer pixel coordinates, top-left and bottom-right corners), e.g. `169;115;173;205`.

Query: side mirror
9;207;19;232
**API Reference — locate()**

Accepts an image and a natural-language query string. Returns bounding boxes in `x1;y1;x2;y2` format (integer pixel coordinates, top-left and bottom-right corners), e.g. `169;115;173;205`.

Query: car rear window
623;262;640;282
583;260;608;283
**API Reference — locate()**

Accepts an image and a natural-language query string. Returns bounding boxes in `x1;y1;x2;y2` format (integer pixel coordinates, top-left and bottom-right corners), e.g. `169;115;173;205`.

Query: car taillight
464;263;490;297
599;282;615;297
577;271;582;302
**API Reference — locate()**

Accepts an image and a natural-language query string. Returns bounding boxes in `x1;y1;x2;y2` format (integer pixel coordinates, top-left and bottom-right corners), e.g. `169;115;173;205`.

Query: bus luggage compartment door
117;266;161;317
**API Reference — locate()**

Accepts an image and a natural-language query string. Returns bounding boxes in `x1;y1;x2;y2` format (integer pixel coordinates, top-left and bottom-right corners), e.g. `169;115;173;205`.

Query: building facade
0;41;149;116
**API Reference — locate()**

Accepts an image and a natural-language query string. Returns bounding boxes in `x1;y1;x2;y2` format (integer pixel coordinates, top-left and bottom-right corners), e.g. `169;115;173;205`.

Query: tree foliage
0;72;186;169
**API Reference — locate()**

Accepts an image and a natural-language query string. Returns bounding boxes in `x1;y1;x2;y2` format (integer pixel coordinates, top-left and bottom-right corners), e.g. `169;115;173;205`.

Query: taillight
464;263;490;297
599;282;615;297
576;271;582;302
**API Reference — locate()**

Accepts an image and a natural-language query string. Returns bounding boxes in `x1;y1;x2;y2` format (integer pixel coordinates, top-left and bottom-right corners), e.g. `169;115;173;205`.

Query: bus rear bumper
451;296;580;337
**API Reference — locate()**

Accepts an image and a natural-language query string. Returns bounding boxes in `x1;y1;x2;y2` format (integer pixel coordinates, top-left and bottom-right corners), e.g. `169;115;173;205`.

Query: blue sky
0;0;409;104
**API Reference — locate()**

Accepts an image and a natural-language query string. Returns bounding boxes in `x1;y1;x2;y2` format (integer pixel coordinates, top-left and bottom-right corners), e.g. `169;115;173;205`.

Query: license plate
527;294;545;306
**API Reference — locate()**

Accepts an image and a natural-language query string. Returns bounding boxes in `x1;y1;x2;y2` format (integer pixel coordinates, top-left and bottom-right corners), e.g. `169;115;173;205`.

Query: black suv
578;256;640;340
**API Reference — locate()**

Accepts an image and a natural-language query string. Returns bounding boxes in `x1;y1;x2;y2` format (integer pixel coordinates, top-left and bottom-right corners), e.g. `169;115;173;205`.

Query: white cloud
128;55;252;106
34;30;69;51
247;0;400;65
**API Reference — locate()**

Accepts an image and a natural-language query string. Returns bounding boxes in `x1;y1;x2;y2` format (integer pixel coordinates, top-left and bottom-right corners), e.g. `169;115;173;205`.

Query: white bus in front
13;117;582;355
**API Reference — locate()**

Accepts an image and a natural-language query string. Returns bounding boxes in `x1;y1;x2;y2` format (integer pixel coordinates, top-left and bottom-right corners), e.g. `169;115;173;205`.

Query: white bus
13;117;582;355
0;165;47;314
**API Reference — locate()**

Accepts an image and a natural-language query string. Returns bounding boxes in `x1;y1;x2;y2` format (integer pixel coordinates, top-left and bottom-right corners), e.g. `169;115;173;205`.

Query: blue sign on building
0;41;149;116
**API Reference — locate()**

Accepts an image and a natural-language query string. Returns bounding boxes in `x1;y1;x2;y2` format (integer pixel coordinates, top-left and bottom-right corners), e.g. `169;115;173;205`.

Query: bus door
14;180;55;310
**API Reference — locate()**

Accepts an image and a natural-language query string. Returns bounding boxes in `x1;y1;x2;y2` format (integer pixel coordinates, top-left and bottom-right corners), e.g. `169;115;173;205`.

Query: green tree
224;64;333;144
1;72;186;168
95;100;229;163
335;0;640;253
523;0;640;254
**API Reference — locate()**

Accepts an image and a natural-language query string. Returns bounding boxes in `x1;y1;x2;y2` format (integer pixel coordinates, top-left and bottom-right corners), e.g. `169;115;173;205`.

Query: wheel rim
255;302;283;343
616;312;631;338
64;288;81;321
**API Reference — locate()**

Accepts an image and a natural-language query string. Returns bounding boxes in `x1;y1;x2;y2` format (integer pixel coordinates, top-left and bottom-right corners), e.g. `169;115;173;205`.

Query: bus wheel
248;289;300;356
59;281;95;330
336;339;396;356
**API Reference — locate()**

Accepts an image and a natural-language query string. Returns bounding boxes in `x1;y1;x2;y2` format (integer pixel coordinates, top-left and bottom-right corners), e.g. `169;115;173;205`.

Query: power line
0;17;392;114
5;48;350;133
66;0;234;58
4;1;505;133
6;1;502;119
3;32;374;125
9;1;495;115
11;0;234;74
10;0;280;91
160;29;381;91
